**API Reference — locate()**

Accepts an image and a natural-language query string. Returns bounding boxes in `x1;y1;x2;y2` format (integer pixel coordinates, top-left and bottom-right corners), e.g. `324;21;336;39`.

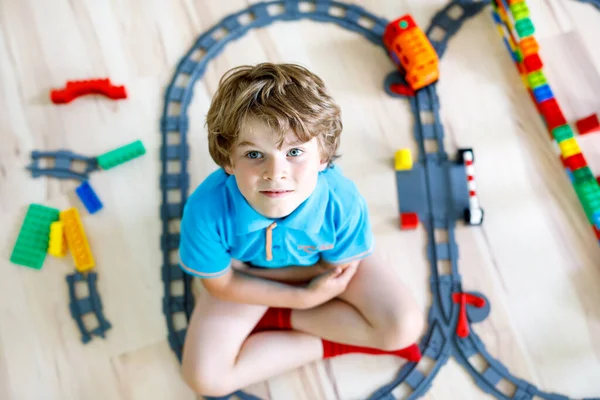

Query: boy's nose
263;157;287;181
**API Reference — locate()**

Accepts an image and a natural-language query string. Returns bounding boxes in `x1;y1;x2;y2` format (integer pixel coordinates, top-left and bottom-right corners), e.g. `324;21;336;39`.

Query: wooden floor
1;0;600;399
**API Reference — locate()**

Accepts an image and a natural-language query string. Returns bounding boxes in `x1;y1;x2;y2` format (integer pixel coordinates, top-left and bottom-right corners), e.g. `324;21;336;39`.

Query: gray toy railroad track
27;150;98;181
66;271;112;344
159;0;600;399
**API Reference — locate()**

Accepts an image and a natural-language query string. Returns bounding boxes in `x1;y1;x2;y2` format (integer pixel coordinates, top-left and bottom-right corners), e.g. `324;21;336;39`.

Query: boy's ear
224;163;234;175
318;159;328;172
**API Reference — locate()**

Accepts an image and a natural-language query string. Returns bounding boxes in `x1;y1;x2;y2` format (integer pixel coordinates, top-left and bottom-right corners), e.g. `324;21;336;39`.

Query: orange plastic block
400;212;419;230
60;207;95;272
519;37;539;58
48;221;67;257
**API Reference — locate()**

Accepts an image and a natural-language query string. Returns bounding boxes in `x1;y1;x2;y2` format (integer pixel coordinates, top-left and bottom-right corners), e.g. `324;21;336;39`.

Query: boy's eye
287;148;304;157
245;151;263;159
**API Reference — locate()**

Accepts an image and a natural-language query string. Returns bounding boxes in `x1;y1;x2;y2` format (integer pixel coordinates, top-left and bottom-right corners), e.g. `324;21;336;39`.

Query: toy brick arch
158;1;599;399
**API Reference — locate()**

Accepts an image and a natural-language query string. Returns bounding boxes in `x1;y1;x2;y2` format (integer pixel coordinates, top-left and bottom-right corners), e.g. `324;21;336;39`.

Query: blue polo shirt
178;165;374;278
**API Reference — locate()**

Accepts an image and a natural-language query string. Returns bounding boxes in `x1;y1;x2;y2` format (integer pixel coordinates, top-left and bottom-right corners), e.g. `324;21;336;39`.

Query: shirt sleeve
320;196;374;265
178;201;231;278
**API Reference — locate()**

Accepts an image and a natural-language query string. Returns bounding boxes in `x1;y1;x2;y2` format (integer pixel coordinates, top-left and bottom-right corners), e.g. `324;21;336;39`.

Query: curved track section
160;1;600;399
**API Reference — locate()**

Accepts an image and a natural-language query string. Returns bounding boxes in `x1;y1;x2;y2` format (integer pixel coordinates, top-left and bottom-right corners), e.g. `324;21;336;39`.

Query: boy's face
225;116;328;219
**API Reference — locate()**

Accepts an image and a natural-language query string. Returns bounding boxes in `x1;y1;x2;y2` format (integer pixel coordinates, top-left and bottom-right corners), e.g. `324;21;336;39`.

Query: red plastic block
594;225;600;240
539;98;567;130
50;78;127;104
575;113;600;135
400;212;419;230
523;53;543;72
389;83;415;97
563;153;587;171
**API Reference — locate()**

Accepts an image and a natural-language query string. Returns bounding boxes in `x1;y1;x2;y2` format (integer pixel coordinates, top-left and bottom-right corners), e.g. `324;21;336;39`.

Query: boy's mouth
260;190;293;198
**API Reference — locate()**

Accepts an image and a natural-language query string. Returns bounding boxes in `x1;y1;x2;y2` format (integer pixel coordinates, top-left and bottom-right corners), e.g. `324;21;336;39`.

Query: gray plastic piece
66;271;112;344
158;0;600;399
27;150;98;181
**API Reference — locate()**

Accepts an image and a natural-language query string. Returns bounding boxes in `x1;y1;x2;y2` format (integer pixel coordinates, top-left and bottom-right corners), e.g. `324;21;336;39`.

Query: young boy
178;62;425;397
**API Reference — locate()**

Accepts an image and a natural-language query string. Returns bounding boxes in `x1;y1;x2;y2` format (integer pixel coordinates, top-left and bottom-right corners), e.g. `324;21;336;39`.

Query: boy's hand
303;264;358;308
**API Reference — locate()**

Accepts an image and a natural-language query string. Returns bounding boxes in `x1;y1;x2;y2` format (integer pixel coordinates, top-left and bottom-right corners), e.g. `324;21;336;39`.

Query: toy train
383;14;439;91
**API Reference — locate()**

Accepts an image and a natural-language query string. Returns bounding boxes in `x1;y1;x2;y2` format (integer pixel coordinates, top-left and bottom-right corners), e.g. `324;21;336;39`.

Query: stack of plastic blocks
491;0;600;242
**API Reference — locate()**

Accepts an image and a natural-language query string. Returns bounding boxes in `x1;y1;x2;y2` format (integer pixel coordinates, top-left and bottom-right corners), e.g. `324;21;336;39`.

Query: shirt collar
226;170;329;235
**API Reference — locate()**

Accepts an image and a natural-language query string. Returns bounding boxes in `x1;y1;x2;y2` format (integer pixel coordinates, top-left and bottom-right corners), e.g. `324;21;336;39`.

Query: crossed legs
181;251;424;397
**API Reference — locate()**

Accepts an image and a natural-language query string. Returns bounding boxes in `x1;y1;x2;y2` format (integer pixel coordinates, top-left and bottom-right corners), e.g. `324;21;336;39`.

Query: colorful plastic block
48;221;67;257
552;124;574;143
527;70;547;89
76;181;103;214
400;212;419;230
573;166;595;184
50;78;127;104
515;17;535;38
563;153;587;171
97;140;146;170
575;113;600;135
509;1;530;20
10;204;60;269
519;37;539;57
60;207;95;273
532;84;553;103
394;148;413;170
558;137;581;158
539;99;567;130
523;53;542;72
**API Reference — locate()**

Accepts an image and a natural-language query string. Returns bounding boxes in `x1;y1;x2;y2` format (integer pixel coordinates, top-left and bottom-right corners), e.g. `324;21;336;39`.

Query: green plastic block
527;71;547;89
515;18;535;38
572;166;595;184
10;204;60;269
574;181;600;223
514;48;523;63
552;125;574;143
97;140;146;170
510;3;530;21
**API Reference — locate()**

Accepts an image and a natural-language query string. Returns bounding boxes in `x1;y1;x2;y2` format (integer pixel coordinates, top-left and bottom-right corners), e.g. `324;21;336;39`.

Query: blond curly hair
206;62;342;168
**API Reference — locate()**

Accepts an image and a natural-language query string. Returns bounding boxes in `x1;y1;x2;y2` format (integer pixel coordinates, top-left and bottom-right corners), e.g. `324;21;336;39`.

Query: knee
376;307;425;351
181;360;234;397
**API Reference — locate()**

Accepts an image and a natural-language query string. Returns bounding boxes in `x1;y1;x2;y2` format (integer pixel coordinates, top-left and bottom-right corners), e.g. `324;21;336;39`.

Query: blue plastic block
565;168;575;184
75;181;103;214
532;84;554;103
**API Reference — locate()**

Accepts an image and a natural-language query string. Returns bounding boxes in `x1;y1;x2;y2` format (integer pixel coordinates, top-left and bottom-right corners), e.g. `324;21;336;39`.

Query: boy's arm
233;259;358;283
201;267;318;309
231;261;326;283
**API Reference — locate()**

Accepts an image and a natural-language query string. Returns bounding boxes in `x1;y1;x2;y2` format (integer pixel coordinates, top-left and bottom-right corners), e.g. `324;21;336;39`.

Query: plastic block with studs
575;113;600;135
400;212;419;230
48;221;67;257
394;148;413;170
10;204;60;269
75;181;103;214
60;208;95;272
97;140;146;170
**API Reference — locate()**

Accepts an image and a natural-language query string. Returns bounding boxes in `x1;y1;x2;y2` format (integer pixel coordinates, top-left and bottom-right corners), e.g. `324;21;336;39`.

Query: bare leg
181;281;323;397
291;251;425;350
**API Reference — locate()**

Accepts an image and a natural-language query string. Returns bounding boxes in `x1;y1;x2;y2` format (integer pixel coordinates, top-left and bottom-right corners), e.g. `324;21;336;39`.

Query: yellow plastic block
60;207;95;272
48;221;67;257
558;138;581;158
395;148;413;170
